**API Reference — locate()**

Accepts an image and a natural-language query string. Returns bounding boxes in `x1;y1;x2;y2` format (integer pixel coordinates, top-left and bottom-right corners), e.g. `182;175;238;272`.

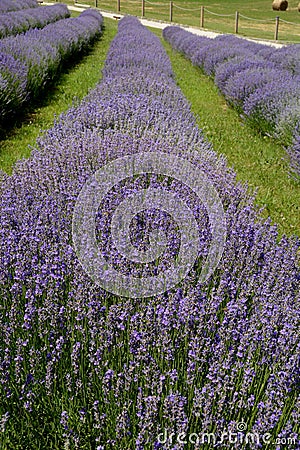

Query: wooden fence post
170;1;173;22
274;16;279;40
235;11;239;33
142;0;145;17
200;5;204;28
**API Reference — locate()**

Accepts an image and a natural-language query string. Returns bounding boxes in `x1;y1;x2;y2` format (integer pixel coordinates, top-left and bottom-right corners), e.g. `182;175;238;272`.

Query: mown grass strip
0;18;118;174
152;27;300;237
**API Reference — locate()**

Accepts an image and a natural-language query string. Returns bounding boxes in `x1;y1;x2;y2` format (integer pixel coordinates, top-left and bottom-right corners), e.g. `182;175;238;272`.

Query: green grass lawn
0;17;299;238
67;0;300;42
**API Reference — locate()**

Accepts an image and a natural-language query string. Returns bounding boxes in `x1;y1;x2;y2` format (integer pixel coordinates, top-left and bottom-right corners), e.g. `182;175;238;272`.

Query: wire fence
73;0;300;42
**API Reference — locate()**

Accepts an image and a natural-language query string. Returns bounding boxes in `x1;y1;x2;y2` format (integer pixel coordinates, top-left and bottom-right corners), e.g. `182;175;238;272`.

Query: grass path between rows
0;18;299;237
153;28;300;237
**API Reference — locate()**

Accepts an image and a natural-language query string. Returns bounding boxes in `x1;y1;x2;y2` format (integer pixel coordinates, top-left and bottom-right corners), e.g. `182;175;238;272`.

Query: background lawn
68;0;300;42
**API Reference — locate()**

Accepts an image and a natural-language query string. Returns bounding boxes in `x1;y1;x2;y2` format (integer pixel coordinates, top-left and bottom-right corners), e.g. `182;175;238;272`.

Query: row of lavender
0;4;69;39
0;0;37;14
163;27;300;176
0;16;299;449
0;9;103;123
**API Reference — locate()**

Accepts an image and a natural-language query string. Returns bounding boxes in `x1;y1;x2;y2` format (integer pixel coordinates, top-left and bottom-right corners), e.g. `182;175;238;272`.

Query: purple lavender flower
0;4;70;39
0;9;103;122
0;15;299;450
163;26;300;178
0;0;38;14
287;123;300;177
0;51;28;118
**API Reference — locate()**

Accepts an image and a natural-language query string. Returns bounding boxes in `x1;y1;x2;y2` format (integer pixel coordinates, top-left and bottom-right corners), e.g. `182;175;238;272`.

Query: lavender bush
0;52;28;114
0;16;299;449
0;4;70;39
0;9;103;123
257;44;300;76
287;124;300;177
163;27;300;177
0;0;37;14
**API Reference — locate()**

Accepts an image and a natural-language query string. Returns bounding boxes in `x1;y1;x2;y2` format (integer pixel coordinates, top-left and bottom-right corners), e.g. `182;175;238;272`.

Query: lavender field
0;0;38;14
0;9;103;124
0;12;299;450
0;3;70;39
163;27;300;177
